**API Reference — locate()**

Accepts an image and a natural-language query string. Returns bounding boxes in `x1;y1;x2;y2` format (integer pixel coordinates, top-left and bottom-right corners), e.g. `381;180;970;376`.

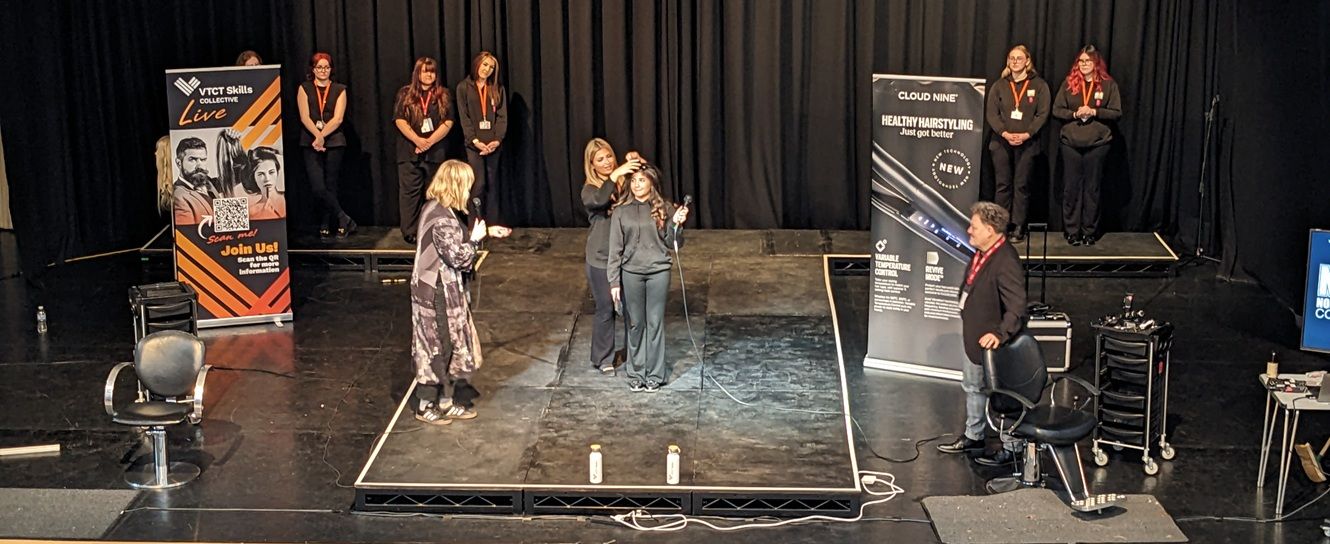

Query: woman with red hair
1053;45;1121;246
297;52;354;237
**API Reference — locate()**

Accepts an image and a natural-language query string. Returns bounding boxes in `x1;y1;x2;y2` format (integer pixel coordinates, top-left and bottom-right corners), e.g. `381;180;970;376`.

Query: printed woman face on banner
253;155;280;193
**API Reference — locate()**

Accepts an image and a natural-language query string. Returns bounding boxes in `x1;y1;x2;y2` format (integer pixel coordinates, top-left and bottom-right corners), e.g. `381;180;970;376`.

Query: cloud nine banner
166;65;292;327
865;74;985;380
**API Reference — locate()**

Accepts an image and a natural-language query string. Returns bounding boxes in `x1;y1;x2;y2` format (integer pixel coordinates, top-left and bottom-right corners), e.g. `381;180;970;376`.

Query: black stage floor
2;228;1329;542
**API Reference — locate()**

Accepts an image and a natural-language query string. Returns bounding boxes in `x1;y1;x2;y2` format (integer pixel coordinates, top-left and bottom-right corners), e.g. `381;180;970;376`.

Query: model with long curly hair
606;165;690;392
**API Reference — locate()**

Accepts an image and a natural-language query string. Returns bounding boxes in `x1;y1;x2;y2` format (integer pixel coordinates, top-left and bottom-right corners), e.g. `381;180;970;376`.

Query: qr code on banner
212;197;250;233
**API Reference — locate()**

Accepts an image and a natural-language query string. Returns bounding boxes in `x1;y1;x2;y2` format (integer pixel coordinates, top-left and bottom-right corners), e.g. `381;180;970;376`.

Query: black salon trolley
1089;321;1175;475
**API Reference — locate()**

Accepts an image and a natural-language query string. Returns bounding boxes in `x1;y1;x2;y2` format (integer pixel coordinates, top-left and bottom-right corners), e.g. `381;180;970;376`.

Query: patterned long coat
410;200;482;384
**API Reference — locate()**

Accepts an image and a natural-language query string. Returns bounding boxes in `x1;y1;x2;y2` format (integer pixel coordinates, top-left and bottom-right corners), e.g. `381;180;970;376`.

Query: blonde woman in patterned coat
409;160;509;424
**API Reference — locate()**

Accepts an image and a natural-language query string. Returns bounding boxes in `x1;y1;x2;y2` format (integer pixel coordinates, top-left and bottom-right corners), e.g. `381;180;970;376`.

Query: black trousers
1060;143;1109;237
989;138;1040;229
586;263;619;369
465;146;501;222
622;269;670;385
302;146;347;228
398;158;440;238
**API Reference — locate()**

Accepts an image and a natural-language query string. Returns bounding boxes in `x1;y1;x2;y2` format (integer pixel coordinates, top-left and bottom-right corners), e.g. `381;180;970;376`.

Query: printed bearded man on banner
172;136;214;226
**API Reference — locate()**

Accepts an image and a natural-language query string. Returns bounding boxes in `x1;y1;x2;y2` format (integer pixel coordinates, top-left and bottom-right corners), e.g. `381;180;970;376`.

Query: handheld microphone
682;195;693;209
471;197;482;212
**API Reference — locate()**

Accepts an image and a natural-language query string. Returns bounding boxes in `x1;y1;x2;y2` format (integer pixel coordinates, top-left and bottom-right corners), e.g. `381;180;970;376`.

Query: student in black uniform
297;52;354;238
1053;45;1122;246
393;57;453;244
986;44;1050;242
581;138;643;373
456;51;507;221
607;165;689;392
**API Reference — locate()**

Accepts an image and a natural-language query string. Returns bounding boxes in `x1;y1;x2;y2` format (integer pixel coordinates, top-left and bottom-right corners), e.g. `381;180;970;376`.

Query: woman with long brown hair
581;138;642;374
607;165;689;392
297;52;354;237
393;57;453;244
1053;45;1122;246
456;51;507;221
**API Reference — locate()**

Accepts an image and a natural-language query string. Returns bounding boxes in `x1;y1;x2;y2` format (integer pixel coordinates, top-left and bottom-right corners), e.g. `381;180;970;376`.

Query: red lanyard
418;90;433;118
966;237;1006;286
477;83;489;120
1080;81;1097;108
314;83;331;119
1009;78;1030;107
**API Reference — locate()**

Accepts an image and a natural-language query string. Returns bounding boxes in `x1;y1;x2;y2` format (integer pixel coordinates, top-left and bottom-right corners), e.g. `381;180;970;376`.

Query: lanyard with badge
314;83;331;130
1008;78;1031;121
958;237;1006;310
477;83;492;131
1081;81;1098;109
419;91;435;134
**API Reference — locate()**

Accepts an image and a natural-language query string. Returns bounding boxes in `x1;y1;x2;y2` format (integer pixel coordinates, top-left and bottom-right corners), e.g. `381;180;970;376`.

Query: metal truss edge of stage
352;487;861;518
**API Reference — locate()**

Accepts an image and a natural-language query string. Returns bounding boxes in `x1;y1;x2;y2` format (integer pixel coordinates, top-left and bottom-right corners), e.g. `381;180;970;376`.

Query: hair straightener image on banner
870;141;975;253
871;190;974;264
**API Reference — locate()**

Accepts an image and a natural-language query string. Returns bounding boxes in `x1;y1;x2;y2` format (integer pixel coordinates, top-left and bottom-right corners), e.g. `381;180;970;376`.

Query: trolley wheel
1093;449;1109;467
1160;444;1176;461
1143;458;1159;476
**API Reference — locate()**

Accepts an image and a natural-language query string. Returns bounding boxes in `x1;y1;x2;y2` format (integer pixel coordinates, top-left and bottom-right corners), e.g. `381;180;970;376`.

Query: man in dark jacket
936;201;1027;467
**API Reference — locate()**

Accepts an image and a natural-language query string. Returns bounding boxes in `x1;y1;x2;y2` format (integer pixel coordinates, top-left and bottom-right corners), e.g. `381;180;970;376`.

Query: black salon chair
982;333;1122;513
104;330;211;489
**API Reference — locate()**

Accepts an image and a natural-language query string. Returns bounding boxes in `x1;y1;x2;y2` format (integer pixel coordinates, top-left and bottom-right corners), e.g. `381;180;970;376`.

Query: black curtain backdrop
1219;0;1330;307
0;1;1234;284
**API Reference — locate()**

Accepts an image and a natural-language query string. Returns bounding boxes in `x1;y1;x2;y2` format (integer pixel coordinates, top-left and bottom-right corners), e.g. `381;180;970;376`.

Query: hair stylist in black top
581;138;643;373
393;57;453;244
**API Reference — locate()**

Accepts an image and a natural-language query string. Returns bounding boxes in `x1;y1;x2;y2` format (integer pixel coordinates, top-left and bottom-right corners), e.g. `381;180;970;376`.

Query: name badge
1094;91;1104;100
479;120;492;130
1010;109;1024;121
958;291;969;311
421;118;434;134
1026;89;1036;97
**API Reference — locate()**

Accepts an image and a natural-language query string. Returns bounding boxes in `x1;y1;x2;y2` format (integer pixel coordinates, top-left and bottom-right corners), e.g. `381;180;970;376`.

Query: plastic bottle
589;444;603;484
666;445;680;485
36;306;48;334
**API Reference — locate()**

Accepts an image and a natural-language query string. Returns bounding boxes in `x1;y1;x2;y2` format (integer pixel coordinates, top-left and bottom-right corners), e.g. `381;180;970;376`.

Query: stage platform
830;231;1178;278
142;225;1174;277
352;253;863;518
1015;231;1178;277
139;225;417;272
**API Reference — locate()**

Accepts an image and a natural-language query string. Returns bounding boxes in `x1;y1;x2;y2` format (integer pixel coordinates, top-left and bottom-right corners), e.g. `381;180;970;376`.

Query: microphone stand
1191;94;1222;264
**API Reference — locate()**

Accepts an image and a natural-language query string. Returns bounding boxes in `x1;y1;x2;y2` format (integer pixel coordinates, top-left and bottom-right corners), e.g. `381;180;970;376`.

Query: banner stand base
200;313;293;329
862;357;962;381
